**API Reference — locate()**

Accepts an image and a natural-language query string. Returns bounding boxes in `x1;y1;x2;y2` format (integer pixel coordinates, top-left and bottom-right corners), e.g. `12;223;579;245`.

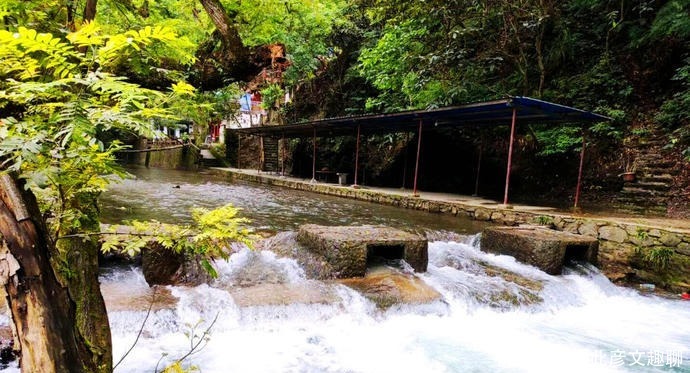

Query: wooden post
258;136;263;174
503;107;517;206
412;120;423;197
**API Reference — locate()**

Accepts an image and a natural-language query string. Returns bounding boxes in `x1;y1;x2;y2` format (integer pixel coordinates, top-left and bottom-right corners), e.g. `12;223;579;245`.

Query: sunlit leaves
171;81;196;96
233;0;347;85
99;24;196;67
67;21;106;48
100;204;255;277
0;27;78;79
0;25;199;238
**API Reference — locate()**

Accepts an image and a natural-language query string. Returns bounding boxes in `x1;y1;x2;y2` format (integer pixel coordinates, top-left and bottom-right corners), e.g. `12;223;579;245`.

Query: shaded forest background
3;0;689;216
285;0;690;217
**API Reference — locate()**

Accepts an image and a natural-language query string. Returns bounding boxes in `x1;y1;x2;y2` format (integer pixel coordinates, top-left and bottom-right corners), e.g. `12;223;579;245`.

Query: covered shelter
231;96;610;207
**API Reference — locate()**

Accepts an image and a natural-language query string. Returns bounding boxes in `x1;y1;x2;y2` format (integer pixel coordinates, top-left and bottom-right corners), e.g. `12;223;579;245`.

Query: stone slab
296;225;428;278
481;226;599;275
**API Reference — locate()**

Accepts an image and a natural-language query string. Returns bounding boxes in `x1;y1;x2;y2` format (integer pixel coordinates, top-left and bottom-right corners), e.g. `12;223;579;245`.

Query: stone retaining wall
211;169;690;291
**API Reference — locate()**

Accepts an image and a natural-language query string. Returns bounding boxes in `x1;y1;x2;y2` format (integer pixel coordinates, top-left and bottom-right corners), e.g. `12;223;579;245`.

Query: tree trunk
83;0;98;22
0;174;111;372
195;0;254;87
198;0;244;55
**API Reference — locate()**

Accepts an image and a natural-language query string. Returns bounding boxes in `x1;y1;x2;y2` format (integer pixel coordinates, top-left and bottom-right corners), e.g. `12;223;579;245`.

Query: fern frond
67;21;106;48
97;25;195;67
0;28;79;80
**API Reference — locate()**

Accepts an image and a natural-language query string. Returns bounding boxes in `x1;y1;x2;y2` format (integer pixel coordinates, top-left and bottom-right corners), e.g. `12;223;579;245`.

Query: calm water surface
99;166;487;234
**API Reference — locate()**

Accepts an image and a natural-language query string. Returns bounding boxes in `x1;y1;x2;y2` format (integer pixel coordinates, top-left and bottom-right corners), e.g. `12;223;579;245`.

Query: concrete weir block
481;226;598;275
296;225;428;278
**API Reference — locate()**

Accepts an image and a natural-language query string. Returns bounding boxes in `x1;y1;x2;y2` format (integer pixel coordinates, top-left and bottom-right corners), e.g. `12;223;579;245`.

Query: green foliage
101;204;255;277
657;58;690;127
634;245;676;271
643;247;675;270
0;24;198;237
358;20;430;110
647;0;690;41
534;126;583;156
260;83;284;110
533;215;555;226
233;0;347;85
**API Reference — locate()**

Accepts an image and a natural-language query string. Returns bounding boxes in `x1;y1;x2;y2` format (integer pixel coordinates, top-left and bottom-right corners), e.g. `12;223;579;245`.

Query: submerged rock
228;282;338;307
0;326;15;369
141;243;212;286
101;283;177;312
339;266;441;309
480;262;544;307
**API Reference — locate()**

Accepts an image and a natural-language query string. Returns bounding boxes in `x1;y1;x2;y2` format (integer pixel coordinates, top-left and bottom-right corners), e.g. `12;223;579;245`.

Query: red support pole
311;127;317;182
412;120;423;197
353;124;361;187
574;131;586;209
503;107;517;205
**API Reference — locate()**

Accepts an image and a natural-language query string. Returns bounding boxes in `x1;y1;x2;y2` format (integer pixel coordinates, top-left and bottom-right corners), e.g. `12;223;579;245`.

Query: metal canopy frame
233;96;609;138
232;96;610;207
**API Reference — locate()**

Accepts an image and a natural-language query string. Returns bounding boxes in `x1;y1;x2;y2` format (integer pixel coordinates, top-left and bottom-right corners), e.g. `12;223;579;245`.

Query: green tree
0;21;198;371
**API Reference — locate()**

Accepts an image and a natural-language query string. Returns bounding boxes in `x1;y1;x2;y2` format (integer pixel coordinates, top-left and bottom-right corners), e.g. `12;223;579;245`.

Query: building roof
232;96;611;138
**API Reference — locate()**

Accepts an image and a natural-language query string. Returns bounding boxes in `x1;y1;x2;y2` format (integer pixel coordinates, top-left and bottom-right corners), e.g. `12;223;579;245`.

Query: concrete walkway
210;167;689;234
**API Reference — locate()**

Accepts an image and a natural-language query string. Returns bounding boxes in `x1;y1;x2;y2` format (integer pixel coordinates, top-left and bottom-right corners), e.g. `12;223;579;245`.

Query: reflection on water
99;166;488;234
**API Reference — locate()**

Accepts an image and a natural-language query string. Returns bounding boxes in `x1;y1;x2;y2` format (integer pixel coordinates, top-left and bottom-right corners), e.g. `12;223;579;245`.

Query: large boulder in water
141;243;212;286
481;226;598;275
296;225;428;278
339;266;441;309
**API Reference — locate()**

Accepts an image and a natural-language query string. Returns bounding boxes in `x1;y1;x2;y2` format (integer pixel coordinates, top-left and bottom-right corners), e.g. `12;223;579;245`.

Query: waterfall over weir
96;236;690;373
1;167;678;372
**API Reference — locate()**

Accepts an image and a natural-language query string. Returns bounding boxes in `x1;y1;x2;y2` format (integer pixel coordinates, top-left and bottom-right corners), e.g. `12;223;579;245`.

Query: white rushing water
102;237;690;373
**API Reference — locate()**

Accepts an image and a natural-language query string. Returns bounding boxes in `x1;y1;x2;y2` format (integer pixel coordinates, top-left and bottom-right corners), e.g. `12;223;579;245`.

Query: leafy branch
100;204;255;277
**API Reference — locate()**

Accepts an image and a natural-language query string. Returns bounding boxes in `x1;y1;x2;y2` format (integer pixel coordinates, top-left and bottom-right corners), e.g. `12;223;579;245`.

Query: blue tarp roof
233;96;611;138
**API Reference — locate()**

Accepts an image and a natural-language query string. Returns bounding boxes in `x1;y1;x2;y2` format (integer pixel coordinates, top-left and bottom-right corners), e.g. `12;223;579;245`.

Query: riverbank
209;167;690;292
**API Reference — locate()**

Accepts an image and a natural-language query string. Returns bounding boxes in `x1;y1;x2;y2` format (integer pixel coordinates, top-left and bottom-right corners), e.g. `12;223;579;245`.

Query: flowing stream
103;240;690;373
3;167;689;372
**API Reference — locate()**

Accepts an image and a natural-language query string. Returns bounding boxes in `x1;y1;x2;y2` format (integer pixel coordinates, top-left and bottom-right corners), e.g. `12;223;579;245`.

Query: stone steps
625;181;671;191
612;202;668;216
620;186;667;197
199;149;224;168
637;174;675;183
613;127;680;216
